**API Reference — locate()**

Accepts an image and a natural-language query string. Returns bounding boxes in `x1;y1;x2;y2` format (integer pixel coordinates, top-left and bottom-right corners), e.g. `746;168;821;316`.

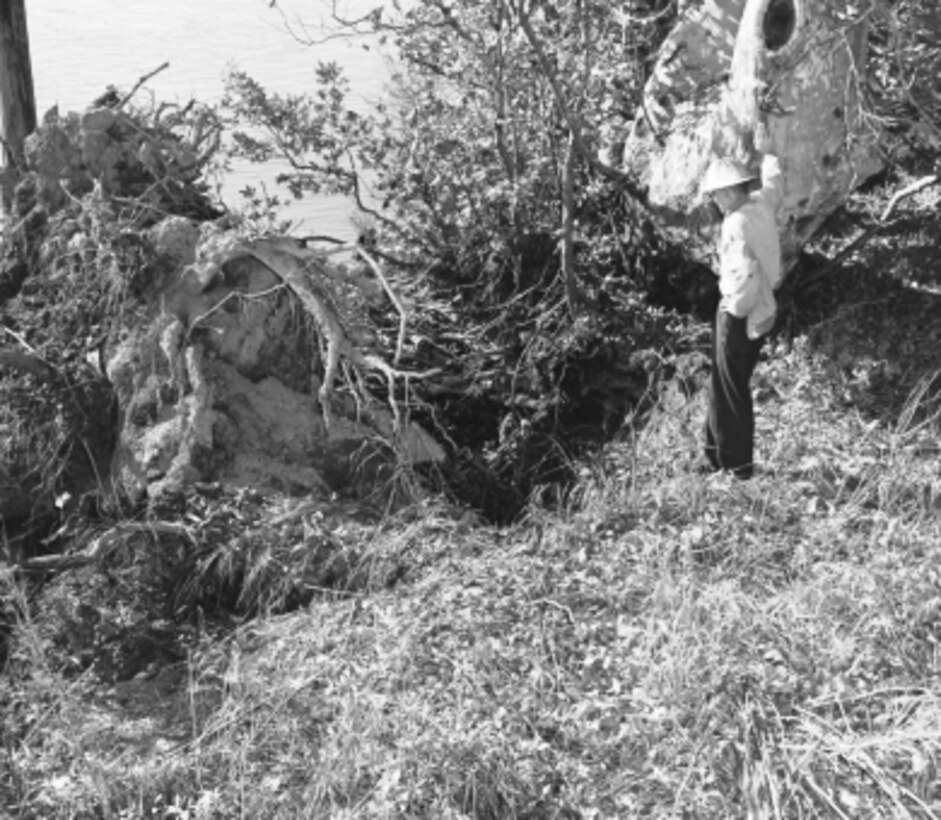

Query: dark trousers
704;310;764;478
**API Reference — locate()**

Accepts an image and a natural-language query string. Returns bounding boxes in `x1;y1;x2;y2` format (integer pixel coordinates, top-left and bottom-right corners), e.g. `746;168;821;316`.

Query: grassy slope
5;165;941;817
4;321;940;819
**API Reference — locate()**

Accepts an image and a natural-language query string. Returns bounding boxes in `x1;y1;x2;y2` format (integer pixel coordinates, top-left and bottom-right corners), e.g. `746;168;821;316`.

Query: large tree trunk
0;0;37;212
623;0;883;270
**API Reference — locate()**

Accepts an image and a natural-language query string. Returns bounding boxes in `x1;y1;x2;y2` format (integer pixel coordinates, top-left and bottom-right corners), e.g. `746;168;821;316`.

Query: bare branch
0;327;58;382
117;61;171;111
879;174;938;220
344;149;405;236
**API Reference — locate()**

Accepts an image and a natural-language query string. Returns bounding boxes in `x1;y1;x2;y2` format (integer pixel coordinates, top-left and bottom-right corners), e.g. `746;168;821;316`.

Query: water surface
27;0;390;239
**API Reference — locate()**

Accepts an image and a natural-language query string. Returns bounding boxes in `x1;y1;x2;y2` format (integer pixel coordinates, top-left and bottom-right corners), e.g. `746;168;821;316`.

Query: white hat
701;159;757;194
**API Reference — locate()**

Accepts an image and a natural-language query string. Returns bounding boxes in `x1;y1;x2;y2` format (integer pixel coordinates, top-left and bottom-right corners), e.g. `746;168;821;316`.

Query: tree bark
623;0;883;268
0;0;37;212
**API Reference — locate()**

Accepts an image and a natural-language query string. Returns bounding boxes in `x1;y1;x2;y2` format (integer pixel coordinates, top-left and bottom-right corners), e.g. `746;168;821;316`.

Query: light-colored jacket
717;154;784;338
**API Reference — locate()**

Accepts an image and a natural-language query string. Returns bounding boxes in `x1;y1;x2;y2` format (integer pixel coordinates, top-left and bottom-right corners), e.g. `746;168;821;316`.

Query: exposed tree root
235;237;439;444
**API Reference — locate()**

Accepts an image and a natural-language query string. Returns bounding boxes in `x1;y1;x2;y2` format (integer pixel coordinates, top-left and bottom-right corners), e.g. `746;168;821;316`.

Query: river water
26;0;391;240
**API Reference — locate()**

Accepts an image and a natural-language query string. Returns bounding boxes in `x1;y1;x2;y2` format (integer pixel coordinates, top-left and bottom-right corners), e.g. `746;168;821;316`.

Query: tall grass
3;350;940;818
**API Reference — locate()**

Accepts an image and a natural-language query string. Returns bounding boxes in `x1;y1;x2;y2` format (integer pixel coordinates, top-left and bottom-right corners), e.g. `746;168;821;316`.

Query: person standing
699;127;784;479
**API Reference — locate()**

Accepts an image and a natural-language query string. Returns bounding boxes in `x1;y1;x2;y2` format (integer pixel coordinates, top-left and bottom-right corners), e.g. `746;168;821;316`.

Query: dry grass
3;335;941;818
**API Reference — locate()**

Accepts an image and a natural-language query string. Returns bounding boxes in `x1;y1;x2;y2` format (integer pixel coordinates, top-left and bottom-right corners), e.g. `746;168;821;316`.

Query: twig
1;325;43;357
117;62;171;110
883;175;939;219
0;327;58;382
185;284;288;342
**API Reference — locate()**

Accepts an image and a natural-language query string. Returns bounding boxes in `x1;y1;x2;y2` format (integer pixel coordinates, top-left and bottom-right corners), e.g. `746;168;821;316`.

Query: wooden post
0;0;37;213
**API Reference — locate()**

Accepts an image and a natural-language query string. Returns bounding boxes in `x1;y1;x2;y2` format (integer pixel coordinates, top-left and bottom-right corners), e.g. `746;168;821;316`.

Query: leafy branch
511;0;650;206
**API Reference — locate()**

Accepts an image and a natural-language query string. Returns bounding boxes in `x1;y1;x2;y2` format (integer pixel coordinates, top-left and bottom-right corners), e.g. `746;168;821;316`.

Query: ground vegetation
2;0;941;817
2;326;940;817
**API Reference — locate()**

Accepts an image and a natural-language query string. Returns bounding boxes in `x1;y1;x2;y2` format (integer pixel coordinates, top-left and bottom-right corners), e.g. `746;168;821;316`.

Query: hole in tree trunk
764;0;797;51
